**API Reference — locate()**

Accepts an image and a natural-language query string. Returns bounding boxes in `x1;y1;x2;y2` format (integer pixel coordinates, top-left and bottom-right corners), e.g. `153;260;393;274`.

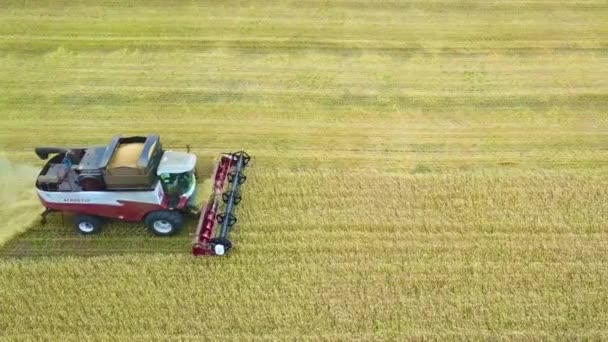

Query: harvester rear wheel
74;215;103;235
145;211;184;236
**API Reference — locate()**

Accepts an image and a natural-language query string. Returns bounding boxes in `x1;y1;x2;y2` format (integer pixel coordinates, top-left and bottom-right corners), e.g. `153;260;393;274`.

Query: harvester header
192;151;250;256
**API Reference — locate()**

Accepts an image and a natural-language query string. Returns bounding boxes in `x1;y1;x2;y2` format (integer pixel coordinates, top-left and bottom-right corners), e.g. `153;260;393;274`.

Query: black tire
144;211;184;236
73;215;103;235
210;237;232;256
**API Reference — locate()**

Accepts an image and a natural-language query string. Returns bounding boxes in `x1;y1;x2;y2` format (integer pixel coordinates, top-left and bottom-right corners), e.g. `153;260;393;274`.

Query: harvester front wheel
74;215;103;235
145;211;184;236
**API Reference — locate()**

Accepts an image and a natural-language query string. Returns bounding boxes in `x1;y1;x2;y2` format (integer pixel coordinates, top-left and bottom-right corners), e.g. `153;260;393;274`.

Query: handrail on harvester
192;151;250;256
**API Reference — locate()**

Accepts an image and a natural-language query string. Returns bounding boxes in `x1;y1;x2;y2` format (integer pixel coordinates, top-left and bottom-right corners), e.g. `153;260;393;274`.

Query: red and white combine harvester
35;134;250;256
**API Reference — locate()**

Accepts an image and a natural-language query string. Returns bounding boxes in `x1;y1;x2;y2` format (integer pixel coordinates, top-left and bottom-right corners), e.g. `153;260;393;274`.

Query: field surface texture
1;1;607;340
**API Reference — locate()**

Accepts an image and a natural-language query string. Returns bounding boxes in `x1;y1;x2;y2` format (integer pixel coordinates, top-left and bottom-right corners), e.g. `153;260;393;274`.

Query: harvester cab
34;134;250;256
157;150;198;209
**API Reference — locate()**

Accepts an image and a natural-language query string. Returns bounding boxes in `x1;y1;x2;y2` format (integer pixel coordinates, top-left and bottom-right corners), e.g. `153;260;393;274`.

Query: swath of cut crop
0;157;40;246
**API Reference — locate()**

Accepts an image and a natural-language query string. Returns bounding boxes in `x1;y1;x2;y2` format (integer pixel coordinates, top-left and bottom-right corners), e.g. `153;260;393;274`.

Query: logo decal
63;198;91;203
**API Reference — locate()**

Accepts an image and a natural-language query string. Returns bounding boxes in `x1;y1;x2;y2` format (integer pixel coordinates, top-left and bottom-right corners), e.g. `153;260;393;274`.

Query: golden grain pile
0;0;607;340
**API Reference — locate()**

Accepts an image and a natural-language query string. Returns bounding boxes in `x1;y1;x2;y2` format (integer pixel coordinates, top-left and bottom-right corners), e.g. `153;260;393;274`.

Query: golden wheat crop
0;0;607;340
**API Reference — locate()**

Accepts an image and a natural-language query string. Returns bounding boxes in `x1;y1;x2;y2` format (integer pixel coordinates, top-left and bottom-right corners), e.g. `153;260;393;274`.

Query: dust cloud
0;157;40;246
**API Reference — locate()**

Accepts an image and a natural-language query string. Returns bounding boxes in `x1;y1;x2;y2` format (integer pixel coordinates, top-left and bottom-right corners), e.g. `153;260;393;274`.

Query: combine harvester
34;134;250;256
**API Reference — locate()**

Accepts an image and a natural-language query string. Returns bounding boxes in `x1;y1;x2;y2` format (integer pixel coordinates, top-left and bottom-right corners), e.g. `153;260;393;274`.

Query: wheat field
0;1;607;340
